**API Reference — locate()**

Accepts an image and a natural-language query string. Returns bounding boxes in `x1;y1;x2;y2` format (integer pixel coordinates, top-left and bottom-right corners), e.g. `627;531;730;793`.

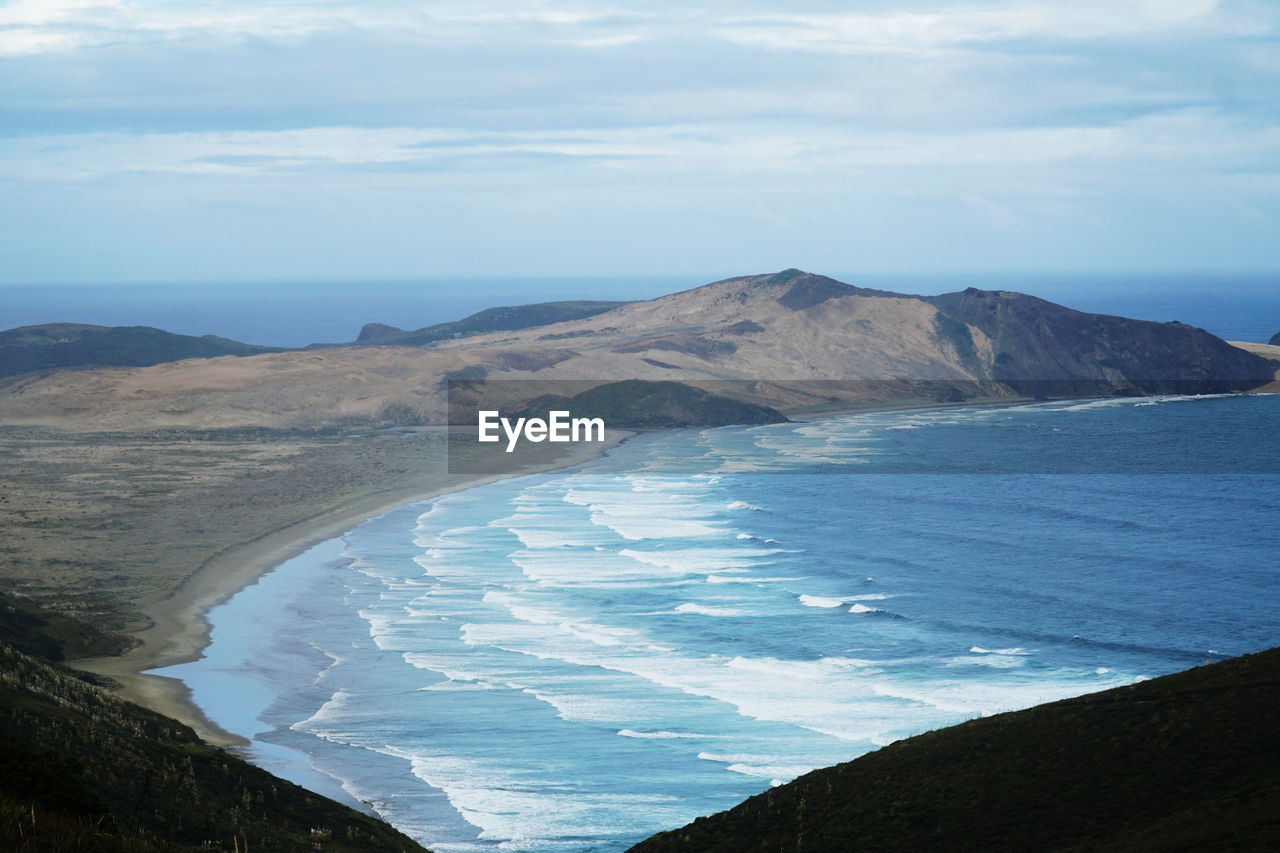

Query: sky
1;0;1278;284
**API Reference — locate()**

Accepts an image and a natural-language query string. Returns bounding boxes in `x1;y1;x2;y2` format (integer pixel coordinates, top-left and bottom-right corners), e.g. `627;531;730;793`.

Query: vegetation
629;647;1280;852
0;324;281;379
356;300;631;347
514;380;789;428
0;592;132;661
0;639;430;852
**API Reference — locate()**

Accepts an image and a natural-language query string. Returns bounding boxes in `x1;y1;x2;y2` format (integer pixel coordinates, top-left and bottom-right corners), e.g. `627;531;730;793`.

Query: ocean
157;392;1280;852
3;273;1278;346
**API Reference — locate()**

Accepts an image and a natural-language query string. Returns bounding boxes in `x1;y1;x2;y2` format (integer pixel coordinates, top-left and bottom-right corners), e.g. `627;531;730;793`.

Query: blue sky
1;0;1278;283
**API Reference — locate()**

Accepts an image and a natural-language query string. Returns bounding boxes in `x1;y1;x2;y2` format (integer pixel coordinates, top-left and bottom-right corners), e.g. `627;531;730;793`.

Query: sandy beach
60;428;631;746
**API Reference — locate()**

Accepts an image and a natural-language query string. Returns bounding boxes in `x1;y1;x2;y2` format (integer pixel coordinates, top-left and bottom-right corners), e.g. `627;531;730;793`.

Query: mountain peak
773;271;857;310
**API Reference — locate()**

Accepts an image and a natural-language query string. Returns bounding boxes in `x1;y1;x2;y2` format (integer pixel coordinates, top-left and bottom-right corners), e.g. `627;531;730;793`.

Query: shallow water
159;393;1280;852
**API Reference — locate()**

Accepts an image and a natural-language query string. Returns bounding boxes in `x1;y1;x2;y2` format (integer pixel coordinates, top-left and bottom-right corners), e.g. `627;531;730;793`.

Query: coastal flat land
0;426;448;633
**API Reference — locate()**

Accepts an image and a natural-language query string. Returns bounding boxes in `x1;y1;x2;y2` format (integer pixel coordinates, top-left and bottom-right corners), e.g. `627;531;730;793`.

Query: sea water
158;393;1280;852
5;274;1278;346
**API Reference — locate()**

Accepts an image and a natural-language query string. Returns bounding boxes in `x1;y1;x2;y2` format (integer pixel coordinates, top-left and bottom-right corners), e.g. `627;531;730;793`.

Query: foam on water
799;595;845;608
674;603;747;616
157;394;1280;852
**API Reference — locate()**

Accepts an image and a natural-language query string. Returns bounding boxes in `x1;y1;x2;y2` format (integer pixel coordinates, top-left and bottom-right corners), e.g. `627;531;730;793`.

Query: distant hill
629;647;1280;853
0;625;429;852
355;300;631;346
0;323;282;379
1270;330;1280;346
0;300;633;381
2;270;1275;430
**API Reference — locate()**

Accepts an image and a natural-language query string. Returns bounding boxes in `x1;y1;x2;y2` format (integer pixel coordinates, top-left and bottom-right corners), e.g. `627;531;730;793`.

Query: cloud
0;0;649;56
0;0;1277;279
713;1;1236;56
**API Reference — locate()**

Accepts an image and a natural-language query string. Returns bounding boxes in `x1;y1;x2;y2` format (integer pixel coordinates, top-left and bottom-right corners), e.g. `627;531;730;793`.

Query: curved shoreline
72;431;632;747
67;370;1280;747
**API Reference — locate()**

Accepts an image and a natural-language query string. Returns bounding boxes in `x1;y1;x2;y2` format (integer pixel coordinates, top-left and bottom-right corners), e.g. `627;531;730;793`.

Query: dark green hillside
1269;330;1280;346
356;300;630;346
630;648;1280;852
0;640;429;852
0;592;131;661
515;380;789;428
0;323;281;379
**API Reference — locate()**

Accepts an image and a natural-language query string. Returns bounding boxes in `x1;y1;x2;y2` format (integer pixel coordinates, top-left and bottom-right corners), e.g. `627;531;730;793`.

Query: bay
158;392;1280;852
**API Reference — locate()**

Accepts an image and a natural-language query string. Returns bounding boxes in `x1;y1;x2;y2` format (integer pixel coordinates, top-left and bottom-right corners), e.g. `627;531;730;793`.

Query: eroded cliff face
1;270;1274;431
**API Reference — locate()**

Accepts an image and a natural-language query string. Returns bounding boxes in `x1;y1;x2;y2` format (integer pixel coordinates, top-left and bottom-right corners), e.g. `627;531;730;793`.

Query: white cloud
0;0;645;55
712;0;1250;56
1;0;1277;278
4;107;1273;188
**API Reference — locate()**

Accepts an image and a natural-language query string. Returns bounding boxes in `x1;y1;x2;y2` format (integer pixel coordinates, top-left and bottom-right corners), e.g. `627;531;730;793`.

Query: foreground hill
0;634;429;852
0;270;1273;430
630;647;1280;852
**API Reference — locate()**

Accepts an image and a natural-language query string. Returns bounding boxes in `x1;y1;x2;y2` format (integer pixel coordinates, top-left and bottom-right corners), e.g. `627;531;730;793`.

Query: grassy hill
630;647;1280;852
0;600;429;853
0;592;131;661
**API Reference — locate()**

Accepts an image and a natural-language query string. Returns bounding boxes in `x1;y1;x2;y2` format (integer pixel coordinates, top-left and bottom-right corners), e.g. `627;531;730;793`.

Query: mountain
0;271;1273;431
923;287;1271;397
1271;330;1280;346
354;300;631;346
0;323;282;379
430;268;1276;416
628;647;1280;853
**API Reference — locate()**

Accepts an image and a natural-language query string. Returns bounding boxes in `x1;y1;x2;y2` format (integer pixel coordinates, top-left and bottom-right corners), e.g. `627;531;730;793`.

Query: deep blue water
159;392;1280;853
3;273;1278;346
0;277;698;347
